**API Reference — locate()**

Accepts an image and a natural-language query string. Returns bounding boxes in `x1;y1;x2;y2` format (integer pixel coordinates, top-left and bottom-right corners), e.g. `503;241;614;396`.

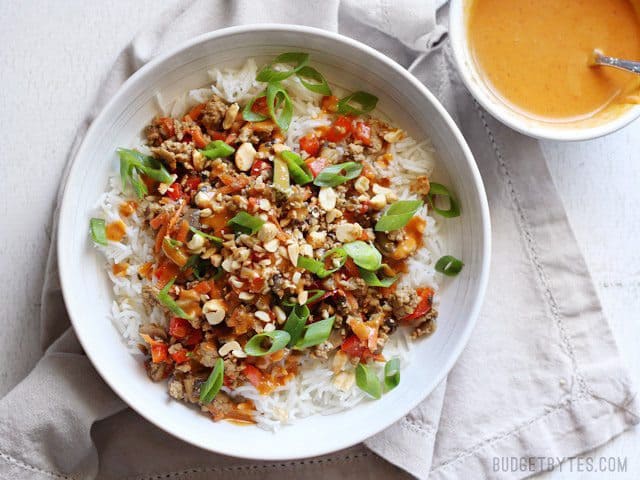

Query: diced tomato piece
324;115;353;143
169;317;190;338
321;95;339;113
151;343;168;363
251;96;269;116
353;122;372;146
403;287;434;322
299;133;320;156
182;329;203;347
250;159;272;177
166;182;182;201
185;176;201;192
243;365;263;387
170;349;189;364
304;157;329;178
158;117;175;137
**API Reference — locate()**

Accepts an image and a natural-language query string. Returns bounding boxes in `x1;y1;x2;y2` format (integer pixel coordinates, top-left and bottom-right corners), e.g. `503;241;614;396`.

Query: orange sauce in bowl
467;0;640;123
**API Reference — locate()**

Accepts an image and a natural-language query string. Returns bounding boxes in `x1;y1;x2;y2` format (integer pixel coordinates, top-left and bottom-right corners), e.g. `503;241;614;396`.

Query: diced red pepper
185;103;205;121
321;95;339;113
185;176;201;192
165;182;182;201
151;343;168;363
403;287;434;322
248;276;265;293
353;122;372;146
299;133;320;156
343;258;360;278
250;159;272;177
340;335;372;360
154;260;180;288
170;349;189;364
191;126;208;148
304;157;329;178
251;96;269;117
243;364;263;387
182;329;203;347
324;115;353;143
210;131;227;141
169;317;191;339
158;117;175;137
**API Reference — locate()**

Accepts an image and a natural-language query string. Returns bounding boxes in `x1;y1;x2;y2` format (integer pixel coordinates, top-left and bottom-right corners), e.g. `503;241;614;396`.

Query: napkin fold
1;1;637;479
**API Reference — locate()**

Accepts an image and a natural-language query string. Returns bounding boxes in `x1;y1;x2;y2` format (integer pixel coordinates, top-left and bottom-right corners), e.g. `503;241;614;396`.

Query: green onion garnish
118;148;173;198
384;358;400;392
358;268;397;287
337;91;378;116
256;52;310;82
355;362;382;399
164;237;183;248
89;218;108;246
266;81;294;131
297;248;347;279
435;255;464;276
282;289;326;307
156;278;193;320
244;330;291;357
227;212;265;235
294;316;335;350
199;357;224;404
296;66;332;96
283;304;309;346
182;255;206;279
427;183;460;218
343;241;382;271
313;162;363;187
281;150;312;185
242;92;269;122
189;226;222;246
374;200;423;232
200;140;235;159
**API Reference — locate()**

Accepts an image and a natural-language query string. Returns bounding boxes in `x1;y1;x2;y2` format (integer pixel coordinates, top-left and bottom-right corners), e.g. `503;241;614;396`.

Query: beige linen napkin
0;1;637;479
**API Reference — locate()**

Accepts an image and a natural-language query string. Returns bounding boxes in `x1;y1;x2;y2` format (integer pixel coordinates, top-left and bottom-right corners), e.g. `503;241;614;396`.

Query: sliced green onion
266;81;294;131
428;183;460;218
156;278;193;320
337;91;378;116
164;237;183;248
118;148;173;198
384;358;400;392
244;330;291;356
283;304;309;346
358;268;397;287
199;357;224;404
282;289;325;307
89;218;108;246
435;255;464;276
189;226;222;246
297;249;346;279
281;150;312;185
256;52;310;82
227;212;265;235
200;140;235;159
356;362;382;399
313;162;363;187
343;241;382;271
294;316;335;350
296;66;331;96
374;200;423;232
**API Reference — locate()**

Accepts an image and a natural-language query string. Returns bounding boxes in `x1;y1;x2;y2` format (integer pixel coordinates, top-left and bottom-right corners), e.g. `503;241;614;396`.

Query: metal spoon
590;49;640;74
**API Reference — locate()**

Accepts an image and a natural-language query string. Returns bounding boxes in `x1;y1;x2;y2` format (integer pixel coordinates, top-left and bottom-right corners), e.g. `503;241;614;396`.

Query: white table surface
0;1;638;478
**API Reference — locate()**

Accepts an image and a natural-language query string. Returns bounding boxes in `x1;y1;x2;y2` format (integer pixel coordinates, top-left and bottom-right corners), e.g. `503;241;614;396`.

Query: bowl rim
448;0;640;142
58;23;491;460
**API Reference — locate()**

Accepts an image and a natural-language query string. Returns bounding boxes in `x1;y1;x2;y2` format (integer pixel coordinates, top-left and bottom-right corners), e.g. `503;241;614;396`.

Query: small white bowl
449;0;640;141
58;25;490;460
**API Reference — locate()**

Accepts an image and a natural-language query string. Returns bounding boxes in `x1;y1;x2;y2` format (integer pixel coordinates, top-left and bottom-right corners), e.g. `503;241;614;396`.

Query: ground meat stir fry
124;86;439;423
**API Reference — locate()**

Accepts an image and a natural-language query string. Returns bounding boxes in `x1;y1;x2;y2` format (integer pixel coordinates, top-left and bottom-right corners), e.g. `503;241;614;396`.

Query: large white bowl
449;0;640;141
58;25;490;460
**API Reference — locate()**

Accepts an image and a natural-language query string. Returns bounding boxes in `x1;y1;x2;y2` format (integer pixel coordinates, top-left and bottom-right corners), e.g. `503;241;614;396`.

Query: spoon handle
593;51;640;74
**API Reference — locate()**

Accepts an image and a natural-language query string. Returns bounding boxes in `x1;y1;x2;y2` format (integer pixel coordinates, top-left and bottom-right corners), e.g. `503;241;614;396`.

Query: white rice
96;59;441;430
